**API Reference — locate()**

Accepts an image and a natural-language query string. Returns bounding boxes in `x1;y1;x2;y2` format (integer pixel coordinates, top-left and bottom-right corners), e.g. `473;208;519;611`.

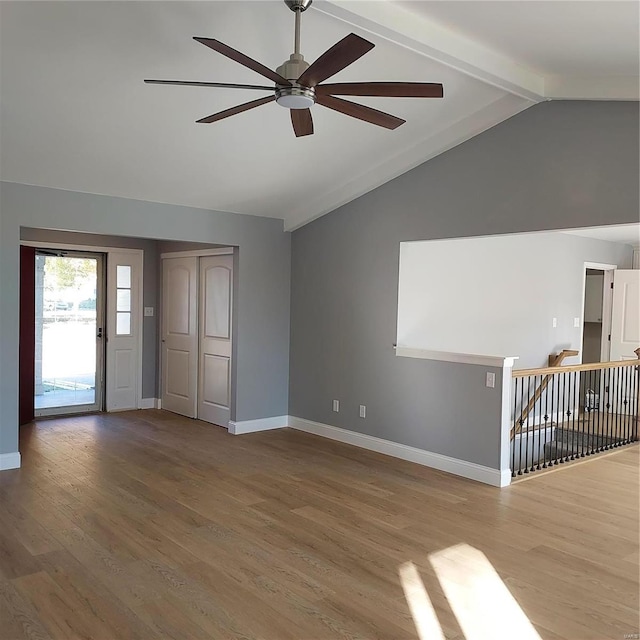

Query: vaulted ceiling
1;1;637;230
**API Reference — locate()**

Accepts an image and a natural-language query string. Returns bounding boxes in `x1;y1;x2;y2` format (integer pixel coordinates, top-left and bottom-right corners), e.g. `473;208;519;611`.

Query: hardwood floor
1;410;638;640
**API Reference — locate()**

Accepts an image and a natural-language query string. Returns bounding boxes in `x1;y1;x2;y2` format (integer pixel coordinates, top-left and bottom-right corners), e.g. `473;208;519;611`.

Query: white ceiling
563;224;640;247
0;1;636;230
400;1;640;77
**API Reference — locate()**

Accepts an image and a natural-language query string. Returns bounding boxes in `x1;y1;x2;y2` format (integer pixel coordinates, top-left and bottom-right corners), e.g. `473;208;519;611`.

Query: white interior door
106;251;142;411
610;269;640;361
198;255;233;427
608;269;640;414
162;257;198;417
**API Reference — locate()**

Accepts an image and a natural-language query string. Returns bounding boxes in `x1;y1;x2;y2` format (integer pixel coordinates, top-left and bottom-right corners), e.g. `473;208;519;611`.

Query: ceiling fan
144;0;444;137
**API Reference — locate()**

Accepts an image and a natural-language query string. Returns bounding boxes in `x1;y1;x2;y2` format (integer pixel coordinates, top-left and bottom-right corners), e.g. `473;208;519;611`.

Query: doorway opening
34;250;105;416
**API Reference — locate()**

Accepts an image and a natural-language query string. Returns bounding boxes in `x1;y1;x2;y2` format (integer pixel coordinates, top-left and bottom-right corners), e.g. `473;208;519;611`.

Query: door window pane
116;289;131;312
116;312;131;335
117;265;131;288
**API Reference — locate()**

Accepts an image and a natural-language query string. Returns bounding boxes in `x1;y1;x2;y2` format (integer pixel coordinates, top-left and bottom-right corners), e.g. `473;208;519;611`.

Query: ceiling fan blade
316;95;405;130
194;37;291;86
297;33;375;88
144;79;275;91
316;82;444;98
291;109;314;137
196;95;275;124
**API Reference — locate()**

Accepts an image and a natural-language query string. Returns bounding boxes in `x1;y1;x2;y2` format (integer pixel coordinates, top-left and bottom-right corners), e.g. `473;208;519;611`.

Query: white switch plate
552;317;557;328
144;307;154;317
486;372;496;388
574;317;581;328
332;399;339;412
359;405;366;418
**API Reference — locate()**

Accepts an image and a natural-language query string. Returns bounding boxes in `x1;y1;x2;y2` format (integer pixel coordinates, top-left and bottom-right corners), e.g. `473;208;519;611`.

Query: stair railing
511;349;578;439
509;349;639;477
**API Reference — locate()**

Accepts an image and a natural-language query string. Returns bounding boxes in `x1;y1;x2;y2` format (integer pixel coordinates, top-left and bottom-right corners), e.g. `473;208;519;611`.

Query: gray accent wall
0;183;291;456
289;101;640;470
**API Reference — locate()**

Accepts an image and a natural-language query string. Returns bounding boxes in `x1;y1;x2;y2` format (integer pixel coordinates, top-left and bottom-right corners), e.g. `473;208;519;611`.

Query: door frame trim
582;261;617;365
21;241;144;411
160;248;233;259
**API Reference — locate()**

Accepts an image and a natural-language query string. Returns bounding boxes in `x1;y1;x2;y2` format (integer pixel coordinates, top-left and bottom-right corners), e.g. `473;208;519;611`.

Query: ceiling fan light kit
144;0;443;137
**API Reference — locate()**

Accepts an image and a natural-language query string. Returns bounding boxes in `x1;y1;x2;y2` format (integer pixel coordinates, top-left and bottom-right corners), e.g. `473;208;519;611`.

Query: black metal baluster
559;371;566;463
570;370;578;460
530;374;538;473
616;367;629;447
593;367;601;454
541;374;550;470
512;377;518;478
583;368;592;457
552;372;559;465
604;367;612;452
631;365;640;442
518;375;525;475
608;367;620;449
523;376;531;473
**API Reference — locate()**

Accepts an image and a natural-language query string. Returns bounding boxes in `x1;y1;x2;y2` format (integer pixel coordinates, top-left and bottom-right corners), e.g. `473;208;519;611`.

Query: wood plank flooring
1;410;638;640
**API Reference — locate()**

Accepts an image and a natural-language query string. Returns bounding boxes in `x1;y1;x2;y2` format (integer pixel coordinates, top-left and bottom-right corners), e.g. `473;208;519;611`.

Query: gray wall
0;183;291;456
289;101;640;470
20;228;160;399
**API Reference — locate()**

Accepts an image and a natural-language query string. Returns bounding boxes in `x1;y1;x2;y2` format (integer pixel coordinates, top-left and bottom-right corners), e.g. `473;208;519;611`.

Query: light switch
359;405;366;418
486;372;496;388
332;399;339;412
574;317;581;328
144;307;154;317
552;317;557;328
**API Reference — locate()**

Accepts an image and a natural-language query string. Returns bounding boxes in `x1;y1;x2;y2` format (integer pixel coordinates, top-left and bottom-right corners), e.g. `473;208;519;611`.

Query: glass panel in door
34;252;104;415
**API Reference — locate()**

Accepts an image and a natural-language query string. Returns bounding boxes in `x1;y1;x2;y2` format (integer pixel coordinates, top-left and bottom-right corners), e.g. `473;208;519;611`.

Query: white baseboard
0;452;21;471
139;398;161;410
229;415;289;435
288;416;506;487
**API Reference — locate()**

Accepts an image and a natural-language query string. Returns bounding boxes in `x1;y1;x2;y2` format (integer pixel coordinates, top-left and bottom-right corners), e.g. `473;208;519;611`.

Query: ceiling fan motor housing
284;0;312;12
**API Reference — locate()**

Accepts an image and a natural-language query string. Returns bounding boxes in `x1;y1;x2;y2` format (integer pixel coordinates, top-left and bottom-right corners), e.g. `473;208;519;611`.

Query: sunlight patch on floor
428;543;541;640
400;544;541;640
399;562;446;640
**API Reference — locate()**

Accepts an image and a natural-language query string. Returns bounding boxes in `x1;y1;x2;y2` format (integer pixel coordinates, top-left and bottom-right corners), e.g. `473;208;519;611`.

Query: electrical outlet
359;405;366;418
144;307;154;317
574;317;581;328
332;399;339;412
486;372;496;388
552;317;557;328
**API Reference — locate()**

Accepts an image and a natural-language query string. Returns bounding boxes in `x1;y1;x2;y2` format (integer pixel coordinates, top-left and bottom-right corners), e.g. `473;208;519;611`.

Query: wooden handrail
511;350;578;437
513;357;639;378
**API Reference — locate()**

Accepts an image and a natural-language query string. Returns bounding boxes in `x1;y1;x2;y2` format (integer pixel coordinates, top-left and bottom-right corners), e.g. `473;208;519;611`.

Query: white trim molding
288;416;506;487
0;452;21;471
160;248;233;259
138;398;161;410
396;346;518;369
228;415;288;435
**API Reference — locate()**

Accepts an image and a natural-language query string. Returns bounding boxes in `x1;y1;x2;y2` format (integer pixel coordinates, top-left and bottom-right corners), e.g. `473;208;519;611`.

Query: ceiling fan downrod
276;0;314;109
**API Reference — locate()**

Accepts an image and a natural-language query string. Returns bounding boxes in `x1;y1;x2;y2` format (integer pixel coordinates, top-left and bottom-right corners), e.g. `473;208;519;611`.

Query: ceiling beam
314;0;545;103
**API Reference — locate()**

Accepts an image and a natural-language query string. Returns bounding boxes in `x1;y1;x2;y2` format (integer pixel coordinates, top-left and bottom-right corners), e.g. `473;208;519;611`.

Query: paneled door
162;257;198;417
106;251;141;411
608;269;640;413
198;255;233;427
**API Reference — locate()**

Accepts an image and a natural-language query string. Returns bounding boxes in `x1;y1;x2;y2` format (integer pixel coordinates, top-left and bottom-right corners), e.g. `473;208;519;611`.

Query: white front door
608;269;640;414
162;257;198;417
106;252;142;411
198;255;233;427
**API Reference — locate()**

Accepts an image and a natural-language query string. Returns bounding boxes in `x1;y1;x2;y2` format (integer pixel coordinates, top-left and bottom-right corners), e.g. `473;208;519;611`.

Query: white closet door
106;252;142;411
162;257;198;417
198;255;233;427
